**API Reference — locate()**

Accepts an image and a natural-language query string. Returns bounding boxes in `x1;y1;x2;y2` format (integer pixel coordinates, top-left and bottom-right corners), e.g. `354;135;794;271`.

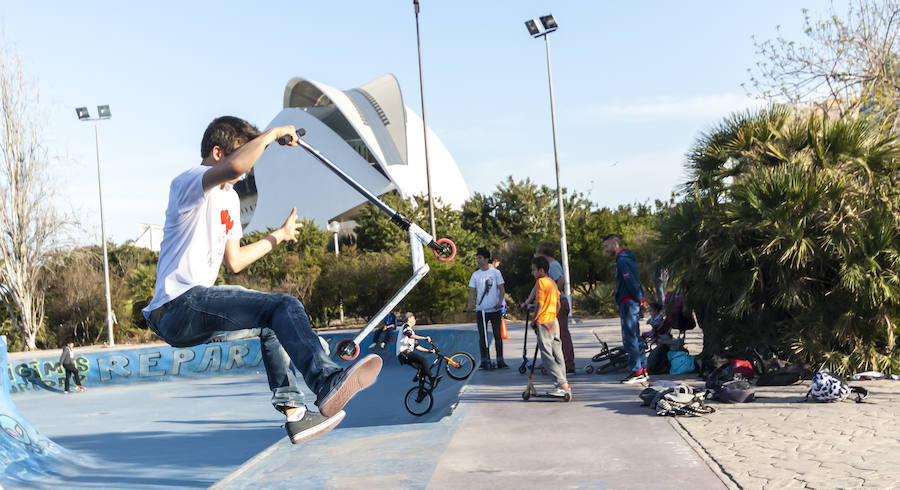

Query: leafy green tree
657;106;900;374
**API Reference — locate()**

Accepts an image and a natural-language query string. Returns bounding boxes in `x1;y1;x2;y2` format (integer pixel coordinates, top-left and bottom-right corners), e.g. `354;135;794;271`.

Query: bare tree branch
0;43;68;350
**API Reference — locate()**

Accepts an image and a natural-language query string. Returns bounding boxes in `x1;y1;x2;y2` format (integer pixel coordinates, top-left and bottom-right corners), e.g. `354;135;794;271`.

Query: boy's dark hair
535;242;556;258
603;234;622;245
532;255;550;273
476;247;491;260
649;302;662;312
201;116;261;158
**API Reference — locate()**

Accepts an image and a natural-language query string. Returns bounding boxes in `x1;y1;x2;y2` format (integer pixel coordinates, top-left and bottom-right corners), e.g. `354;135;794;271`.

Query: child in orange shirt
528;256;570;395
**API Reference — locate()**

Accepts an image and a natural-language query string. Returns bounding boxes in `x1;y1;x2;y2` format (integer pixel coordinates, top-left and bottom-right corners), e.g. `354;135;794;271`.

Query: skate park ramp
212;325;483;489
0;336;92;487
4;325;480;488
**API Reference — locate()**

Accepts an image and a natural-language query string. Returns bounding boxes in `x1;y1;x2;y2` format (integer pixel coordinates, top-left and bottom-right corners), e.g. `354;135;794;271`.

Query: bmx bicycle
404;342;475;416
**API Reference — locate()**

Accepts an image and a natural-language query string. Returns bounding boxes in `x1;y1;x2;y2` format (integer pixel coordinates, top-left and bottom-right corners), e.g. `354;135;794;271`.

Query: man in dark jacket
603;235;648;384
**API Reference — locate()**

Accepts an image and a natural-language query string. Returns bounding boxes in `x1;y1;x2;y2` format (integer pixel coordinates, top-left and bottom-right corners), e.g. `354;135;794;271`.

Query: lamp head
540;14;558;32
76;107;90;120
97;105;111;119
524;19;541;37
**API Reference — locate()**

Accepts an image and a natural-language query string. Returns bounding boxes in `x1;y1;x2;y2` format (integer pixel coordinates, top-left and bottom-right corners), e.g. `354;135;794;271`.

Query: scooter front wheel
518;364;527;374
335;339;360;361
432;238;457;262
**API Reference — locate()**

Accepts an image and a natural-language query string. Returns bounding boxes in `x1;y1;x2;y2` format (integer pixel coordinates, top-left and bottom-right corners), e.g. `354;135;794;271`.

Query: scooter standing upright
522;315;572;402
518;306;533;374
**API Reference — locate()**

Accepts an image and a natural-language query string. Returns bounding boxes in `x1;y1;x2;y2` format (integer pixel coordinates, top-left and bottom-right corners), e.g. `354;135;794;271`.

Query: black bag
646;344;671;375
713;379;755;403
744;343;782;376
755;362;803;386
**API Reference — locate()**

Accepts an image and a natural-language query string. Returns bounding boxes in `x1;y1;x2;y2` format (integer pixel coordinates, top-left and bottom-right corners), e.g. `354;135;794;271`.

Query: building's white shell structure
241;75;470;232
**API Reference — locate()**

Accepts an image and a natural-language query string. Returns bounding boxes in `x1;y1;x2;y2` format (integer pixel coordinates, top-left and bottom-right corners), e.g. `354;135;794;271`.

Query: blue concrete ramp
213;326;481;489
0;336;90;487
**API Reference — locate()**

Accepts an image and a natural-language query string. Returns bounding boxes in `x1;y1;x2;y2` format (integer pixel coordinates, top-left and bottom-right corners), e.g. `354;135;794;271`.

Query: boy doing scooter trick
143;116;382;445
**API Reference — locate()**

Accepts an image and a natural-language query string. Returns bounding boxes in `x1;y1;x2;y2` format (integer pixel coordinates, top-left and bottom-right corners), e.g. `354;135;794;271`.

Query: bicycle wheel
404;386;434;416
445;352;476;380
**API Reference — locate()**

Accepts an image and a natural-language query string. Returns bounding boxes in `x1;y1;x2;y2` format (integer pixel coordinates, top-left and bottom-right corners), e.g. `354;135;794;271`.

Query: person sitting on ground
142;116;382;445
643;302;665;338
396;312;442;387
370;311;397;350
523;256;571;396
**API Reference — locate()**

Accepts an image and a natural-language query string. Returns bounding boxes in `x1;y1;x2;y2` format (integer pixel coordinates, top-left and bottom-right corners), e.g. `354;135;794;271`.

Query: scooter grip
277;135;293;146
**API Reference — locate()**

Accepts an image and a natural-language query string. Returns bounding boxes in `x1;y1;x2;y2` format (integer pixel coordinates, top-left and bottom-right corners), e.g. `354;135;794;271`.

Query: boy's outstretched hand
275;207;303;243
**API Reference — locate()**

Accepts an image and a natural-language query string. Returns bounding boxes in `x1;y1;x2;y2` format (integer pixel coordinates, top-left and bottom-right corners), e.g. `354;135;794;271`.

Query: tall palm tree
657;106;900;374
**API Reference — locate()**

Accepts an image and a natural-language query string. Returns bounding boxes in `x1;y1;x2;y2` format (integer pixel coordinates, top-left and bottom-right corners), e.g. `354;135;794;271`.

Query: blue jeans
145;285;342;412
619;300;647;373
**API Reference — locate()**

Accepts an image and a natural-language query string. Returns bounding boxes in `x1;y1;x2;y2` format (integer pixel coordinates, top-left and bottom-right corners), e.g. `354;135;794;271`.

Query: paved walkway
587;318;900;490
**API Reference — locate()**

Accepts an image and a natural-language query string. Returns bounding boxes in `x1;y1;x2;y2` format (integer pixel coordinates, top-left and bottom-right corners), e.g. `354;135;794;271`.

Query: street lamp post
76;105;115;346
413;0;437;238
327;221;344;323
524;14;572;303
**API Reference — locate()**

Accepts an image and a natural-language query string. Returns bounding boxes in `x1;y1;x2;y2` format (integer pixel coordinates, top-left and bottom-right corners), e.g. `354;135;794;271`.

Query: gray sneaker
317;354;383;417
285;410;345;444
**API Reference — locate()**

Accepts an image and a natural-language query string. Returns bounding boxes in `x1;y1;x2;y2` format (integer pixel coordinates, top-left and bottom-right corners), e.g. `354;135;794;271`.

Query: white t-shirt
144;167;242;313
396;323;416;354
468;267;505;312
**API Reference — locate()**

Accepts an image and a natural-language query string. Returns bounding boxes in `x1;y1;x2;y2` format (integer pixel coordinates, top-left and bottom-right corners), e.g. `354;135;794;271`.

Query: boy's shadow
16;364;65;393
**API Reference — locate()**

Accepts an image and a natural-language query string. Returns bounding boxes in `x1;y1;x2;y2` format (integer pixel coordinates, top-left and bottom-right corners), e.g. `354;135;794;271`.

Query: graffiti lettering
97;356;131;381
196;345;222;372
171;349;195;375
225;344;250;370
138;352;166;377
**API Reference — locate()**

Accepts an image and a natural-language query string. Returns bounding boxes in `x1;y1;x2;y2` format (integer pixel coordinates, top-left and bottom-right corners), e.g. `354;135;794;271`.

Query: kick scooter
522;318;572;402
518;306;533;374
278;130;456;361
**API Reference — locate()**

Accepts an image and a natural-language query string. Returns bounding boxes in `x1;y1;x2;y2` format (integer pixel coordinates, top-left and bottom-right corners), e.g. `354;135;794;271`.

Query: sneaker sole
290;410;346;444
621;376;648;384
319;354;383;417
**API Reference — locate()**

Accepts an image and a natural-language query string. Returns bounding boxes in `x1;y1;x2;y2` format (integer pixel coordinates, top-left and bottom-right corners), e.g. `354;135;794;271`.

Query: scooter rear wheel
518;364;527;374
335;339;360;361
432;238;457;262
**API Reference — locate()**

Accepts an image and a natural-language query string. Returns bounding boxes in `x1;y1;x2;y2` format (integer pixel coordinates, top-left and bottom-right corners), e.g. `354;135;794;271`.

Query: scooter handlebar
277;128;307;146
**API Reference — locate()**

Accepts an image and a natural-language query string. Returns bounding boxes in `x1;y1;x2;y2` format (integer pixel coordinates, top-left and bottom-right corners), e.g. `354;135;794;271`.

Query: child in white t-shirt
396;313;441;386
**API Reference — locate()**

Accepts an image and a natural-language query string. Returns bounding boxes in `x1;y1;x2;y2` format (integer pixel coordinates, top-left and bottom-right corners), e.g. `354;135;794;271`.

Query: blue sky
0;1;811;244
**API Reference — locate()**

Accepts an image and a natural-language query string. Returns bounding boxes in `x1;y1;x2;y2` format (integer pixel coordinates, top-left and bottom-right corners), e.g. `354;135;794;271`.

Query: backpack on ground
709;378;755;403
806;369;868;403
756;363;803;386
744;343;782;376
668;350;696;375
646;344;671;375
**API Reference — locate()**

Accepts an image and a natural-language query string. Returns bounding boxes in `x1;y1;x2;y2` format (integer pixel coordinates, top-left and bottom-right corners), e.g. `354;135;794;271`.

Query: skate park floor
12;320;728;489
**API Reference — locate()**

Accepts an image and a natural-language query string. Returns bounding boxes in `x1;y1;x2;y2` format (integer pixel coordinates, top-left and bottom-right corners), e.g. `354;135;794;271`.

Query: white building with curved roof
239;75;470;232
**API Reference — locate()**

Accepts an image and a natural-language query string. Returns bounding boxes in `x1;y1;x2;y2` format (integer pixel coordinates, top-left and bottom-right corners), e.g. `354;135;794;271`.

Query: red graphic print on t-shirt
220;210;234;235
